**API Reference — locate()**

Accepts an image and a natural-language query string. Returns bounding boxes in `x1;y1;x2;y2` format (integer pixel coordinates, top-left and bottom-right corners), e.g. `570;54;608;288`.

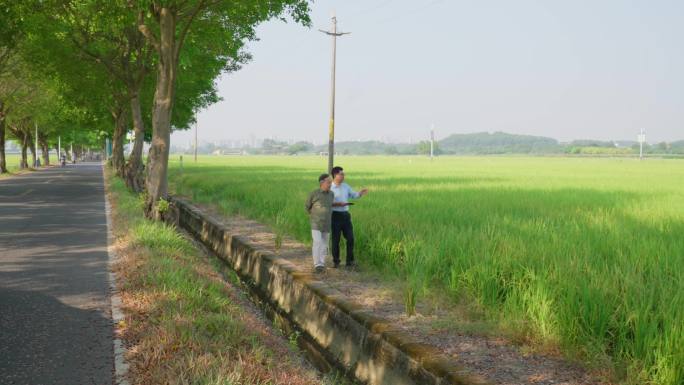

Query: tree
50;0;154;187
416;140;440;155
655;141;670;153
0;2;25;173
287;141;313;155
11;0;130;176
135;0;311;218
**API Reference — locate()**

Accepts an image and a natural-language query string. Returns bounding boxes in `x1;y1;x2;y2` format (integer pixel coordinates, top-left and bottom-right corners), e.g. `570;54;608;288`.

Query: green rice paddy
168;155;684;385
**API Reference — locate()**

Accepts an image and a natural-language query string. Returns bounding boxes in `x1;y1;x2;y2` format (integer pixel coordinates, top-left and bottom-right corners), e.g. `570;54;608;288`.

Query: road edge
102;164;130;385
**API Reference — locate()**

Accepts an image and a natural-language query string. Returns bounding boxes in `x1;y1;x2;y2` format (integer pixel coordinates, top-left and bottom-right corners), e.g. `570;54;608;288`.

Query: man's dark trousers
331;211;354;265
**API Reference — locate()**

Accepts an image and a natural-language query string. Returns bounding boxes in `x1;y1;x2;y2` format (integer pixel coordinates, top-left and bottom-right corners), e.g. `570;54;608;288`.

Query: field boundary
166;196;489;385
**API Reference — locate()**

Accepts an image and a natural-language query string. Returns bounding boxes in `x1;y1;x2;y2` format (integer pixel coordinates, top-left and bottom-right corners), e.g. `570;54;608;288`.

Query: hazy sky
171;0;684;147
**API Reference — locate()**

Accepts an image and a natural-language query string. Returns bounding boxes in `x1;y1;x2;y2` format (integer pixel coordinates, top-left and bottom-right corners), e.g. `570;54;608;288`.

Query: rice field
168;155;684;385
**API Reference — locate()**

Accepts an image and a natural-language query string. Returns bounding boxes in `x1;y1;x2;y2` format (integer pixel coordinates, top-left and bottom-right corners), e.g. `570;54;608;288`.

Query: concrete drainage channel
165;197;488;385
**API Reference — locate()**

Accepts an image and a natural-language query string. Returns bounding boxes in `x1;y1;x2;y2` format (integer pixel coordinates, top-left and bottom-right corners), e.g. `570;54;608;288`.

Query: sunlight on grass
168;155;684;385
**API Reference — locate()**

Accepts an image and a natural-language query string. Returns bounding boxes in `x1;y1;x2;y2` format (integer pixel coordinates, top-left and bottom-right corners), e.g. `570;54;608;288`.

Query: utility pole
638;128;646;161
194;121;198;162
319;13;350;173
430;124;435;160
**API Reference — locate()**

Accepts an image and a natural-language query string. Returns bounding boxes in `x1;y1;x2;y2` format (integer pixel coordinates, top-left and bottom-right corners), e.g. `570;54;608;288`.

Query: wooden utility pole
320;14;350;173
194;121;198;162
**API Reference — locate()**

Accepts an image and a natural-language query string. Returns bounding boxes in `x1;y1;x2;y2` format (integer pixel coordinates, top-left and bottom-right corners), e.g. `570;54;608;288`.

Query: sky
171;0;684;147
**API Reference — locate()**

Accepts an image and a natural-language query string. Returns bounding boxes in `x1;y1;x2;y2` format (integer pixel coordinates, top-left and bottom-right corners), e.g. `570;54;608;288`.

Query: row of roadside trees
0;0;310;218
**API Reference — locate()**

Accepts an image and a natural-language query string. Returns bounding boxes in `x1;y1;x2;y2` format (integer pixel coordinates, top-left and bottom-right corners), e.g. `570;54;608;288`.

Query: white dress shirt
331;182;360;212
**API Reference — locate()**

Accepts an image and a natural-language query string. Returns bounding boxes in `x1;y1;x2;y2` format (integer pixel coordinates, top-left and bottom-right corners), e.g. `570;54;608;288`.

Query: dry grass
105;168;328;385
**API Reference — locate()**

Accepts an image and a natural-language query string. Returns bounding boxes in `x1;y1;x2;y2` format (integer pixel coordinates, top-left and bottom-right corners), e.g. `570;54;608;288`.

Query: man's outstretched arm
349;185;368;199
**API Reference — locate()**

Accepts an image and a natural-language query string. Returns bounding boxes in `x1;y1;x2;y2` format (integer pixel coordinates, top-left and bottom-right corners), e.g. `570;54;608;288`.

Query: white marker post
638;128;646;161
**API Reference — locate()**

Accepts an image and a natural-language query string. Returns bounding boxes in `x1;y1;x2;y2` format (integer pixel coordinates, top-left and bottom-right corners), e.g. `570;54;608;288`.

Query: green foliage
2;0;314;181
156;197;170;214
416;140;441;155
287;141;314;155
569;139;617;147
319;140;417;155
439;131;561;154
168;155;684;385
567;146;634;155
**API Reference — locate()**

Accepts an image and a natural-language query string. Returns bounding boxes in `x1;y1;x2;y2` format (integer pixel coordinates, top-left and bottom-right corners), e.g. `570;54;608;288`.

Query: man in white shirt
330;166;368;268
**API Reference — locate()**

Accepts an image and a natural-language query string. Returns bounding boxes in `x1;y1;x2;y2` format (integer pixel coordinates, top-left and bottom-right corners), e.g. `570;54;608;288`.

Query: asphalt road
0;163;114;385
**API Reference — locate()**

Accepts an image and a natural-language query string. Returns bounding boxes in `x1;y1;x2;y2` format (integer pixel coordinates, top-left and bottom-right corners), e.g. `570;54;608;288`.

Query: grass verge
105;167;327;385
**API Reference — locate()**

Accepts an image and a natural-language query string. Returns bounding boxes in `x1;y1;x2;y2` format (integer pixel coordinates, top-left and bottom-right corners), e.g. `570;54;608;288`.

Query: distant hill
670;140;684;154
438;132;561;154
219;132;684;156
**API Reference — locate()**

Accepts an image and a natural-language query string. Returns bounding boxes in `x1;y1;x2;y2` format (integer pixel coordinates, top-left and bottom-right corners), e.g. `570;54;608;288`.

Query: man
330;166;368;268
305;173;334;273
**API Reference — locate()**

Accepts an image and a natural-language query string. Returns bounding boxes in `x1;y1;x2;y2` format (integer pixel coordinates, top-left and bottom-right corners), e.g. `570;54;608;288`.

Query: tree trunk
111;107;127;176
144;7;177;219
0;105;6;173
20;144;28;169
28;135;36;168
16;130;27;169
39;134;50;166
41;143;50;166
124;93;146;192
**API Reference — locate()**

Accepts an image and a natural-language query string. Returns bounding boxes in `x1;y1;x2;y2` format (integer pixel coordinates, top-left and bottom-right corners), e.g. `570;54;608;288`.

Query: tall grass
169;155;684;385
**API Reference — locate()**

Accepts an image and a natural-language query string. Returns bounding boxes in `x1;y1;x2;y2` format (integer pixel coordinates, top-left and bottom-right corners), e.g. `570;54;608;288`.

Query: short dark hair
331;166;343;177
318;173;330;183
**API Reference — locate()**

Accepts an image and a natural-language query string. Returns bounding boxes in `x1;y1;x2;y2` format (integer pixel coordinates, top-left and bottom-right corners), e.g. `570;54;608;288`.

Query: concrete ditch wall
167;197;487;385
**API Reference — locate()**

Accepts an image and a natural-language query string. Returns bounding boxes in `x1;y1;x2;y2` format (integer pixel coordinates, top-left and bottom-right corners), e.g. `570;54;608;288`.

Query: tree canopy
0;0;311;217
